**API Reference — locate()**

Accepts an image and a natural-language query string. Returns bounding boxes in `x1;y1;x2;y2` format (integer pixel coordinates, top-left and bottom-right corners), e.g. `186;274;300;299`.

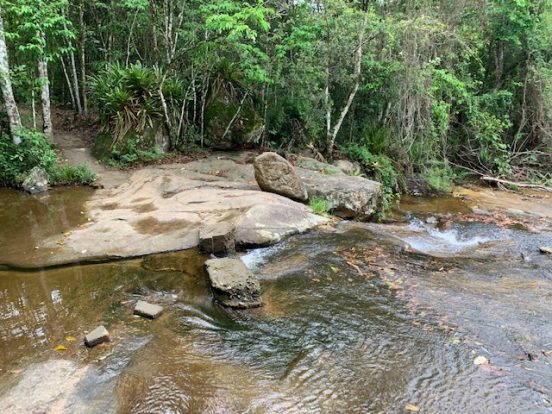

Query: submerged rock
539;246;552;254
474;355;489;366
134;300;164;319
254;152;308;202
205;258;262;308
84;325;110;347
22;166;49;194
298;169;382;220
200;222;235;255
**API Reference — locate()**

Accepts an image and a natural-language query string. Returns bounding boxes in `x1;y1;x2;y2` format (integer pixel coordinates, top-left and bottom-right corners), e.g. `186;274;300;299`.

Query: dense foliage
1;0;552;190
0;129;95;186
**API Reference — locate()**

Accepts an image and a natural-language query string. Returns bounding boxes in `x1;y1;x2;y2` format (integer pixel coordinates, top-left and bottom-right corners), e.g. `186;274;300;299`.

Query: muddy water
0;187;93;267
1;190;552;413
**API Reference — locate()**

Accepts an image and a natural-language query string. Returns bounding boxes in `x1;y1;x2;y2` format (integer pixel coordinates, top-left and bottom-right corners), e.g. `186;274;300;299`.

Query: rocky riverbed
1;153;552;413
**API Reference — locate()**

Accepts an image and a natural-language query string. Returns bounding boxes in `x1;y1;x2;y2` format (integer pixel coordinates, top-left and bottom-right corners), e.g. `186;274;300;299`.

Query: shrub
106;137;163;168
0;129;57;186
0;129;96;188
89;64;182;151
309;197;332;215
49;165;96;185
341;144;402;195
424;165;455;193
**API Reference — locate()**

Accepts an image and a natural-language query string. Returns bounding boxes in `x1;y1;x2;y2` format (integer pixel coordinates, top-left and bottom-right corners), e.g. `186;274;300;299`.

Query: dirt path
55;130;129;188
51;109;129;188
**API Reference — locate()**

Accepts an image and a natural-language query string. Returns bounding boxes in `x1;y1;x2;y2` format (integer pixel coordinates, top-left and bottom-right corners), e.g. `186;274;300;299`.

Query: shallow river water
0;188;551;413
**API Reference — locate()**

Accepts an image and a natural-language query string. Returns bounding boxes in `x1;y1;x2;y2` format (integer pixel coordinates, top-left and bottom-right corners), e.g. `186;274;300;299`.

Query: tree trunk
326;13;368;156
38;57;53;139
79;0;88;114
69;49;82;113
494;41;504;91
60;56;77;111
0;11;22;144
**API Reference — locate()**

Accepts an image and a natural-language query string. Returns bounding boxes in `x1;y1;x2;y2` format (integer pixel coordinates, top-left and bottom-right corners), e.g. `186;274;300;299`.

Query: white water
239;243;284;270
402;217;497;254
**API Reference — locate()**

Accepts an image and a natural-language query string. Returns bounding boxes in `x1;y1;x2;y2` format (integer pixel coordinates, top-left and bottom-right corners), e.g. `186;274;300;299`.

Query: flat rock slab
84;325;110;347
199;222;235;255
134;300;164;319
205;258;262;308
13;156;327;268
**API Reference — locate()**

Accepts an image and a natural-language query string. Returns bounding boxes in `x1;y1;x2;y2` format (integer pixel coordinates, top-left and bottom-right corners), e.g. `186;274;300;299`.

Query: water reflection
0;188;551;413
0;187;93;267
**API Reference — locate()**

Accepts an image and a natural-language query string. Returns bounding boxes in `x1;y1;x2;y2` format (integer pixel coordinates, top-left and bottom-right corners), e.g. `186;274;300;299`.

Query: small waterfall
402;216;495;254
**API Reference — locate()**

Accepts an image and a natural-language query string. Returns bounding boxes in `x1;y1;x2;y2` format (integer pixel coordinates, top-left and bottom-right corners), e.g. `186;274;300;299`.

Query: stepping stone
199;222;235;255
84;325;110;347
134;300;163;319
205;258;262;308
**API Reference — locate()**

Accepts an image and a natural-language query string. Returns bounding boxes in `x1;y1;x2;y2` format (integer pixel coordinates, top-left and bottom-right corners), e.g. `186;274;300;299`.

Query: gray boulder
295;156;343;175
332;159;360;176
22;166;49;194
254;152;308;201
200;222;235;255
205;258;262;308
298;168;382;220
84;325;110;347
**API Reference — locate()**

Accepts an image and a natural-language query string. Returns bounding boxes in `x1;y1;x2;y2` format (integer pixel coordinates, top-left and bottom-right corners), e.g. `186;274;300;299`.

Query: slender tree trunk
325;62;331;142
69;50;82;113
0;11;22;144
79;0;88;114
31;89;37;129
494;41;504;91
60;56;77;111
38;56;53;139
327;13;368;156
125;10;138;66
324;8;332;146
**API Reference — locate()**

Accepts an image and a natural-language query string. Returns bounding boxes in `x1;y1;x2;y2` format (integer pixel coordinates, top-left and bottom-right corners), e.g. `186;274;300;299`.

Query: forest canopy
0;0;551;191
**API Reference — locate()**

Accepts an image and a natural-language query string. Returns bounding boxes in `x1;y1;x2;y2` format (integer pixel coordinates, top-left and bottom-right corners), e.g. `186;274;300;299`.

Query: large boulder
22;166;49;194
298;168;382;220
332;159;360;176
254;152;308;201
205;258;262;308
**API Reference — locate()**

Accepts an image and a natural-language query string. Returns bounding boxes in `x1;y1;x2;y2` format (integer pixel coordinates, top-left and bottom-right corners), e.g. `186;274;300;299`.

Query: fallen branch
481;176;552;192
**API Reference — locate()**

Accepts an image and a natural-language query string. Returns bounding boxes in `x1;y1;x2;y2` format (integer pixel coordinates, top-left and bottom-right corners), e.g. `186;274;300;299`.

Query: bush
341;144;402;195
309;197;332;215
95;135;163;168
0;129;96;188
49;165;96;185
423;165;455;193
0;129;57;186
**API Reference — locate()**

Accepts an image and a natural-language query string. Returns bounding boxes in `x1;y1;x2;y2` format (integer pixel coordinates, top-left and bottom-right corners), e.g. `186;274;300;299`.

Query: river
0;187;551;413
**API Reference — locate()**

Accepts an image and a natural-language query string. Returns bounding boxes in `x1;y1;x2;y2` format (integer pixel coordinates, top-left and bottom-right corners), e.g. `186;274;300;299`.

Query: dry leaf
65;336;76;342
55;345;67;351
405;403;420;412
